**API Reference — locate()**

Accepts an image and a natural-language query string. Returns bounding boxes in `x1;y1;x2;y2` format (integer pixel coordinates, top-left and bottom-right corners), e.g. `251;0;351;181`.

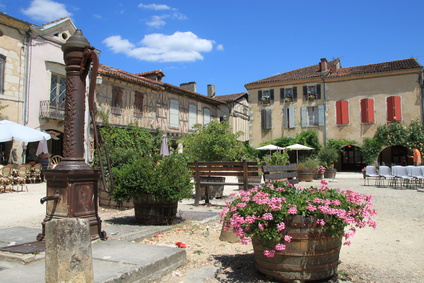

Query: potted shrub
180;121;249;199
296;158;320;182
318;147;339;179
220;179;377;282
112;153;193;225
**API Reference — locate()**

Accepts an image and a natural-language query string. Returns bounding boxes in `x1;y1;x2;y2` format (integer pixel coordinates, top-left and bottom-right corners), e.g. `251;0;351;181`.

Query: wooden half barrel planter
296;169;315;182
324;168;337;179
133;193;178;225
252;215;342;282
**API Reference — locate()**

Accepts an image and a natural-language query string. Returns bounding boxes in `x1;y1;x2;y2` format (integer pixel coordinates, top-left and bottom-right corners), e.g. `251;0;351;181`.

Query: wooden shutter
288;107;295;128
303;86;307;100
134;91;144;111
280;88;285;102
316;84;321;99
301;107;307;127
112;86;123;107
336;100;349;125
361;98;375;123
258;90;262;105
293;87;298;101
270;89;274;103
387;96;401;121
318;105;325;126
261;109;272;129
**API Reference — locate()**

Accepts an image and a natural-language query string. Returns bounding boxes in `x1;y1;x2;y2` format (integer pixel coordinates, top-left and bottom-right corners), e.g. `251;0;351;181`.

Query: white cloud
103;31;215;63
147;15;168;28
21;0;71;22
138;3;172;10
217;44;224;51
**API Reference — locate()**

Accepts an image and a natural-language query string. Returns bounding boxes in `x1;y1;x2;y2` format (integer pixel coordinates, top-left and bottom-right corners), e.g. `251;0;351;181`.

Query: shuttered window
336;100;349;125
261;108;272;129
112;86;123;107
170;99;179;128
259;89;274;104
134;91;144;111
280;87;297;102
0;55;5;95
284;107;295;128
188;103;197;130
203;107;211;125
303;84;321;100
387;96;401;122
301;106;325;127
360;98;375;123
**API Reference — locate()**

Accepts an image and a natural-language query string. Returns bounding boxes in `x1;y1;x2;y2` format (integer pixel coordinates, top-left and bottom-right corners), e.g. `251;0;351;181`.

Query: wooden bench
188;160;260;206
261;164;299;185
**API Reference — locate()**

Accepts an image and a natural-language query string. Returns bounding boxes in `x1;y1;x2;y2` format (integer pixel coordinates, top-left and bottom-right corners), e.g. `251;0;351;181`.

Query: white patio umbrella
256;144;284;155
160;134;170;156
283;143;314;163
0;120;51;142
36;137;49;156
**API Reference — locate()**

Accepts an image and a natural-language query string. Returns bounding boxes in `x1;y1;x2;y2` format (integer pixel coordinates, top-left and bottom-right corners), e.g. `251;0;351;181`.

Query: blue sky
2;0;423;96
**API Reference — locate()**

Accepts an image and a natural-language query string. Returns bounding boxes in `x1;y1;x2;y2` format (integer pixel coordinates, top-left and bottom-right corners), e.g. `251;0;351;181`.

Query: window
261;108;272;130
0;55;5;94
303;84;321;100
360;98;375;123
283;107;295;128
203;107;211;125
50;74;66;109
387;96;401;122
134;91;144;117
301;105;325;127
189;103;197;130
258;89;274;104
336;100;349;125
280;87;297;102
111;85;123;115
170;99;179;128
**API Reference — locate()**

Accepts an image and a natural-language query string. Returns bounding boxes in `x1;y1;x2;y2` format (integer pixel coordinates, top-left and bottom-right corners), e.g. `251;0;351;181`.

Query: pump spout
40;193;60;204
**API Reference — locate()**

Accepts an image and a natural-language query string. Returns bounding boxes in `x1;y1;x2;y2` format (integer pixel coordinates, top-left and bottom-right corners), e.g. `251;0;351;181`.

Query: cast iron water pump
38;30;110;241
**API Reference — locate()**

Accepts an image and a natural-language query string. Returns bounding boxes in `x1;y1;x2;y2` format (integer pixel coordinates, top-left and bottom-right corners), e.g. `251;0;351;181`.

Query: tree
179;120;246;161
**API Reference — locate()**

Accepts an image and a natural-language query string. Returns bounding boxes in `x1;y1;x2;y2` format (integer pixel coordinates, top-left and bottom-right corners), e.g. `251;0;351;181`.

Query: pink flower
258;223;264;230
275;244;286;251
343;241;351;246
263;250;275;257
287;205;297;214
284;235;292;242
262;213;273;220
240;237;251;245
316;219;326;226
277;222;285;230
236;202;247;208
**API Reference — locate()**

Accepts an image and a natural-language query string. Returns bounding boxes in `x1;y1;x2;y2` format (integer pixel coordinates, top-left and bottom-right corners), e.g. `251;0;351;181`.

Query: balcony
39;100;65;120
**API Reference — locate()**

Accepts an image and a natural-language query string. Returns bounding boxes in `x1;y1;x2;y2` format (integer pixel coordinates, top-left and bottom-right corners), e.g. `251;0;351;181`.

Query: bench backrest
188;160;259;178
262;164;298;184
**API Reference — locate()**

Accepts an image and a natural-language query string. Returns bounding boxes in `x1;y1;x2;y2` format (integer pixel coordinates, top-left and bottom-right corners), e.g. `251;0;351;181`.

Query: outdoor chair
394;166;414;189
49;155;62;169
410;166;424;190
0;166;14;192
378;166;395;187
13;165;29;191
30;163;43;183
364;165;380;186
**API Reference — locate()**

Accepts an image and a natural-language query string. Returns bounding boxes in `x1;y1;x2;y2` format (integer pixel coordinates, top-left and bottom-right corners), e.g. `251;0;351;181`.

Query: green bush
112;153;193;203
318;147;339;168
297;158;320;170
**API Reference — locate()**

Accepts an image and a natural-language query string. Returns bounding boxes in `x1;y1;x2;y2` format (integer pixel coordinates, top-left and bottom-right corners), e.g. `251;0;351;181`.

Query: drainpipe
420;66;424;124
23;30;31;126
321;76;327;146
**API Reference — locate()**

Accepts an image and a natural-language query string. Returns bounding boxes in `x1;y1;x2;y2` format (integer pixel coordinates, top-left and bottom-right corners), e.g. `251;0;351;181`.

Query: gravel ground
1;173;423;282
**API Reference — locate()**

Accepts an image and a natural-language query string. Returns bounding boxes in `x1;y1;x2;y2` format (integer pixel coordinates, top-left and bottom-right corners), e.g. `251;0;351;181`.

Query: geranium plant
220;179;377;257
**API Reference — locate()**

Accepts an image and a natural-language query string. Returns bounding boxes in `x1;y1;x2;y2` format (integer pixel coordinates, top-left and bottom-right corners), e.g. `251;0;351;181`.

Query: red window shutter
387;96;401;121
336;100;349;125
367;99;375;123
361;98;375;123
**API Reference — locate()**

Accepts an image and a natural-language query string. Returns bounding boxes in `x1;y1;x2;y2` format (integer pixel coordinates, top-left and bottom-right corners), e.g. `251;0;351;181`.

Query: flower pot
252;215;342;282
324;168;337;179
133;194;178;225
199;176;225;199
219;221;240;243
297;169;315;182
313;172;323;180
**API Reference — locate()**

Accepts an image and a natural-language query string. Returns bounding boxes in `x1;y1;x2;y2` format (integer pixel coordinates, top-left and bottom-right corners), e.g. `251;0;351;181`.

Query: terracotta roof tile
245;58;422;87
214;92;248;102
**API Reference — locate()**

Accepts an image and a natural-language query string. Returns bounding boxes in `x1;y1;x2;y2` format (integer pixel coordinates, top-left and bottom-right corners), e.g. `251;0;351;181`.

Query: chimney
207;84;216;98
319;58;328;72
180;82;197;93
